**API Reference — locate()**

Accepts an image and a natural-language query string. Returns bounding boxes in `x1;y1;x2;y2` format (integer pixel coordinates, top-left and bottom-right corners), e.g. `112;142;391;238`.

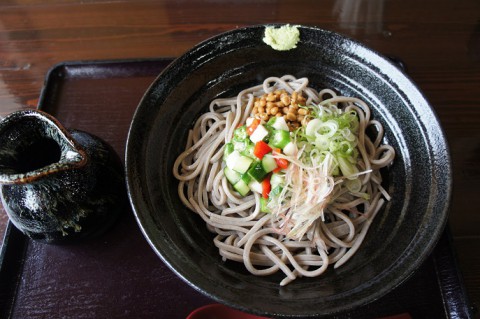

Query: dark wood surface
0;0;479;317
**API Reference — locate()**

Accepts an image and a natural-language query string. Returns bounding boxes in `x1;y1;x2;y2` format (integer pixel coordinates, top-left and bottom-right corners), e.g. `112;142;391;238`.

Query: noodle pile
172;75;395;285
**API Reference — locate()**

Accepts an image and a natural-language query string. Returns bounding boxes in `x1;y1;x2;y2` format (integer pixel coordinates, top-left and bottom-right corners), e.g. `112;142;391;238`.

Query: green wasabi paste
263;25;300;51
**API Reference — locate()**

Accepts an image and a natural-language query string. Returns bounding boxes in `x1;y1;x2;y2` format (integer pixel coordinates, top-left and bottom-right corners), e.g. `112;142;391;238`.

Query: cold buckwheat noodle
173;75;395;285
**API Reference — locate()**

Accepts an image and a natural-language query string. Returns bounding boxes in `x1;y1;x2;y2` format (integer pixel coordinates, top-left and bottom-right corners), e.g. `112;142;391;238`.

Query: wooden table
0;0;479;317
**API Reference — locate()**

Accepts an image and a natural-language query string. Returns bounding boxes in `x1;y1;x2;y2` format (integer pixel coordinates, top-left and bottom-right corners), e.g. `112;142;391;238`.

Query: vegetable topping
223;91;366;240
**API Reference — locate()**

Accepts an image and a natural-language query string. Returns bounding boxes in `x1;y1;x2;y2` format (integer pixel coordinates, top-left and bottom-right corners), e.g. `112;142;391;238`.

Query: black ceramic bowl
126;25;451;317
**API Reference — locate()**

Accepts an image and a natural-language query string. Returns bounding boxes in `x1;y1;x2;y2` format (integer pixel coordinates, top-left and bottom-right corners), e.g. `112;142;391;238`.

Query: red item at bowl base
187;304;270;319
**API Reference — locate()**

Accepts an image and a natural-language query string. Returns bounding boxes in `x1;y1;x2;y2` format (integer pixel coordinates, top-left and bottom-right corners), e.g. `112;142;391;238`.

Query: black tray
0;58;474;319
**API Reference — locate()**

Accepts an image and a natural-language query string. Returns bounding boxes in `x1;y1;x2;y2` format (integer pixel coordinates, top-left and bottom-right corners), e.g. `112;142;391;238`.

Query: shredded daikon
268;102;369;240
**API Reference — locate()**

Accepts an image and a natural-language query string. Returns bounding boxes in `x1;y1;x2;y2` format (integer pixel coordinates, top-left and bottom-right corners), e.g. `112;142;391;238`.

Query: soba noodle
173;75;395;285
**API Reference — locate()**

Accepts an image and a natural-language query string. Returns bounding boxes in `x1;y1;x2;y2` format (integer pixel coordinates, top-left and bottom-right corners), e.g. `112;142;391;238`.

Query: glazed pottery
126;25;452;317
0;109;125;243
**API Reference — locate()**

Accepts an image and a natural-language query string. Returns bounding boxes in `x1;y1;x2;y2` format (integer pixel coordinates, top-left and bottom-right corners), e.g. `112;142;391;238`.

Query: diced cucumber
226;150;253;174
250;124;269;143
261;154;277;173
247;161;268;182
271;116;289;131
270;173;285;188
248;180;263;194
223;142;234;160
283;141;297;156
240;172;252;185
233;179;250;196
270;129;291;149
260;197;271;213
269;185;283;198
224;166;241;185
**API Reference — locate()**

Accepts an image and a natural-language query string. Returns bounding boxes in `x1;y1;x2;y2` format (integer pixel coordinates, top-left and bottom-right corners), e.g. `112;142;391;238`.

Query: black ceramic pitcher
0;109;125;243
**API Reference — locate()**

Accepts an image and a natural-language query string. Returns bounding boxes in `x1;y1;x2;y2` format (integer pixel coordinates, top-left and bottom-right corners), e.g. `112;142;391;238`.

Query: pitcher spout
0;109;87;185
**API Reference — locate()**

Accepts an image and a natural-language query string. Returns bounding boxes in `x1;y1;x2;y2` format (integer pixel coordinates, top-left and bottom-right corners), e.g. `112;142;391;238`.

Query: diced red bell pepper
253;141;272;160
272;148;289;172
262;176;271;199
246;118;260;136
275;158;289;170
